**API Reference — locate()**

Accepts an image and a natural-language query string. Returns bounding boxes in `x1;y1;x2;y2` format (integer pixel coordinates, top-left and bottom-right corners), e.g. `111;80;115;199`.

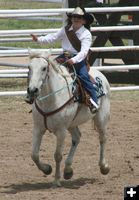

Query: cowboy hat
66;7;94;25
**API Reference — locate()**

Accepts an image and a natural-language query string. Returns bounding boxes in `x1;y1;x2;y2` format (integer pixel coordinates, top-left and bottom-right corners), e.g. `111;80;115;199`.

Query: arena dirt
0;95;139;200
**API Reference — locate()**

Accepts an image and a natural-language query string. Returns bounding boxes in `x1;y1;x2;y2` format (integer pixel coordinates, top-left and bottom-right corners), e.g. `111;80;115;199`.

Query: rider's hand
31;34;38;42
66;59;74;66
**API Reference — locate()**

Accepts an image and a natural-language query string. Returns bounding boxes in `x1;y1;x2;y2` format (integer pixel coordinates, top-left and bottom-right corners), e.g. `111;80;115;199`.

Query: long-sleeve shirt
38;25;92;64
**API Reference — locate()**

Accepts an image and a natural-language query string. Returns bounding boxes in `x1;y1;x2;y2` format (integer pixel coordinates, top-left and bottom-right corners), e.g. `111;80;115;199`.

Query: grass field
0;0;62;48
0;0;128;48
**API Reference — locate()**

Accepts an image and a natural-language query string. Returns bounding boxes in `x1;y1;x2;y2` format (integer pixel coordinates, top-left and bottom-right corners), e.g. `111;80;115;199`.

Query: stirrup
89;98;99;109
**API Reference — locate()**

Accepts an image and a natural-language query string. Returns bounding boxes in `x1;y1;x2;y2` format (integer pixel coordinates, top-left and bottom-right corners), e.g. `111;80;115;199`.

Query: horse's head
27;49;51;103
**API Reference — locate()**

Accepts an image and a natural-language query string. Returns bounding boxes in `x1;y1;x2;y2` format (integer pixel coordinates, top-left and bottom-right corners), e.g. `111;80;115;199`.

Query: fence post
133;0;139;65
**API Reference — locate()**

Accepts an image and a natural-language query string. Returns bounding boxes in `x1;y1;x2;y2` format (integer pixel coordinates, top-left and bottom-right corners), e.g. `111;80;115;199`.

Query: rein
35;96;74;130
31;55;76;129
37;59;77;101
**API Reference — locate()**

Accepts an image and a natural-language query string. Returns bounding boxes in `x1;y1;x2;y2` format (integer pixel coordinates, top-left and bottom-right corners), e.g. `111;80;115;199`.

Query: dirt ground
0;92;139;200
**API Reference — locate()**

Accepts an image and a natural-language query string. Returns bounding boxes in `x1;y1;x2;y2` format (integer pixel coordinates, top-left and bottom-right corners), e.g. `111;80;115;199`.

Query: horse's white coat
28;49;111;186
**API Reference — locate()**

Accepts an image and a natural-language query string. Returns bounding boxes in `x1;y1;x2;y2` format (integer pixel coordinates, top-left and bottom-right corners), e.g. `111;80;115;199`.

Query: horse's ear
28;48;52;59
41;49;51;59
28;48;41;59
46;49;58;67
47;49;52;57
28;48;36;59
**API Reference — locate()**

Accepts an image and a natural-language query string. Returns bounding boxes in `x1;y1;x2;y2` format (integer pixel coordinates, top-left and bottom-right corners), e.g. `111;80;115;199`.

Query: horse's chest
46;105;78;131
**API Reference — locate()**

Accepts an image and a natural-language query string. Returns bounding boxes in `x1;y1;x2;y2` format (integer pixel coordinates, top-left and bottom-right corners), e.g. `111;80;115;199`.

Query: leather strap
35;96;74;129
65;25;81;52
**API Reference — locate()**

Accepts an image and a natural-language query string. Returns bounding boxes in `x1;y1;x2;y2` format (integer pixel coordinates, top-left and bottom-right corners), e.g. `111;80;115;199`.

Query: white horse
27;49;111;186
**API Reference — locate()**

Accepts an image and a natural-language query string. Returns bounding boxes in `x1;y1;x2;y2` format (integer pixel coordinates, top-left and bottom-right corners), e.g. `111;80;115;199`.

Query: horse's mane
48;57;72;78
28;48;73;78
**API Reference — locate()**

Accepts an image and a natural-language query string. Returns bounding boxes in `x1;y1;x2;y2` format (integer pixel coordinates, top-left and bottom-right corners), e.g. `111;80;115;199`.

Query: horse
27;49;111;186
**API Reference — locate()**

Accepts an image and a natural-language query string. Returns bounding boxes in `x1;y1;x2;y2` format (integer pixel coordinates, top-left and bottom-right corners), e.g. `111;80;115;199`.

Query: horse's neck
39;64;72;111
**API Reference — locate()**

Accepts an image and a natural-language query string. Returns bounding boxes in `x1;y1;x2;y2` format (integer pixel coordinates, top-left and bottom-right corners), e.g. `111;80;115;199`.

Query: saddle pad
94;76;105;99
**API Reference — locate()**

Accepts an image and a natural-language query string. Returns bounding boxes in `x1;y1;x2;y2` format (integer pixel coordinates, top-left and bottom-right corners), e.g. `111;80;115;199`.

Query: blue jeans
74;60;98;104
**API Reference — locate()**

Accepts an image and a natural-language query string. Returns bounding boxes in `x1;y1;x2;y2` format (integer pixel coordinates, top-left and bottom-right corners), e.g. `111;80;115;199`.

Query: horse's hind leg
94;106;110;175
31;126;52;175
64;126;81;180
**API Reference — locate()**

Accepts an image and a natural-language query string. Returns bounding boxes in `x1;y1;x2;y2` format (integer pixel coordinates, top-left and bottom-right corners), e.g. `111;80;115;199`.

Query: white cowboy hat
67;7;94;25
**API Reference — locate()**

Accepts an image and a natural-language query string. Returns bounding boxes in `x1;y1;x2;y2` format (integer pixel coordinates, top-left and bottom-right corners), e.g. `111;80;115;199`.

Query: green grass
0;0;62;48
0;0;61;9
0;0;130;48
0;17;62;48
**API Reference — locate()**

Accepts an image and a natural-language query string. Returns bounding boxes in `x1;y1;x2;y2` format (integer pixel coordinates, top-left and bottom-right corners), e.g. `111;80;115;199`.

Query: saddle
73;77;92;107
73;75;104;108
56;55;104;108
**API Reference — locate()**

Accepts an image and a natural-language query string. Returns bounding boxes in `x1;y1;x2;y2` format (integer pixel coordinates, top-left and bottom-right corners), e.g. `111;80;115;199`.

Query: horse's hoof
100;165;110;175
42;164;52;175
53;180;62;187
64;168;73;180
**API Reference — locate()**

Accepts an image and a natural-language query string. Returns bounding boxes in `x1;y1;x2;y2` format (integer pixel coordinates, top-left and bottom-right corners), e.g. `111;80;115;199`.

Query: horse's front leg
64;127;81;180
54;129;66;187
31;126;52;175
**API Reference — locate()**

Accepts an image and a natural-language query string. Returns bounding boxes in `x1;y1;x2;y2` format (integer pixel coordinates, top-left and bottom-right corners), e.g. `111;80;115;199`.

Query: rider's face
71;15;86;30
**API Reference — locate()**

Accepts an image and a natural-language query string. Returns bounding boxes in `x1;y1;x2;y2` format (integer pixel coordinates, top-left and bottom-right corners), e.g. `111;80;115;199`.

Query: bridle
38;56;50;83
31;55;75;130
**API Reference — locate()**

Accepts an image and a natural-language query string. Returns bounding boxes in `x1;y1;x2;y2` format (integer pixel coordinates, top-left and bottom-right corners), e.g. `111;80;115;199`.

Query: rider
28;7;99;111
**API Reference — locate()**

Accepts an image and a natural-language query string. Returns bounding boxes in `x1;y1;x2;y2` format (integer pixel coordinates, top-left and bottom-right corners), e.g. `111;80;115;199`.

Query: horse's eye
42;67;46;72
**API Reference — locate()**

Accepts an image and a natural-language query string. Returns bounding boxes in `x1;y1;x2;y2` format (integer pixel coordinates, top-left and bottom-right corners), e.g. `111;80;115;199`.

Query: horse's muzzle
26;87;39;104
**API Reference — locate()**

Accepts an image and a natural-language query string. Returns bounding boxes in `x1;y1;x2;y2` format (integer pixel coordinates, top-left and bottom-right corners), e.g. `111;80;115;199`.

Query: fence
1;25;139;42
0;7;139;96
